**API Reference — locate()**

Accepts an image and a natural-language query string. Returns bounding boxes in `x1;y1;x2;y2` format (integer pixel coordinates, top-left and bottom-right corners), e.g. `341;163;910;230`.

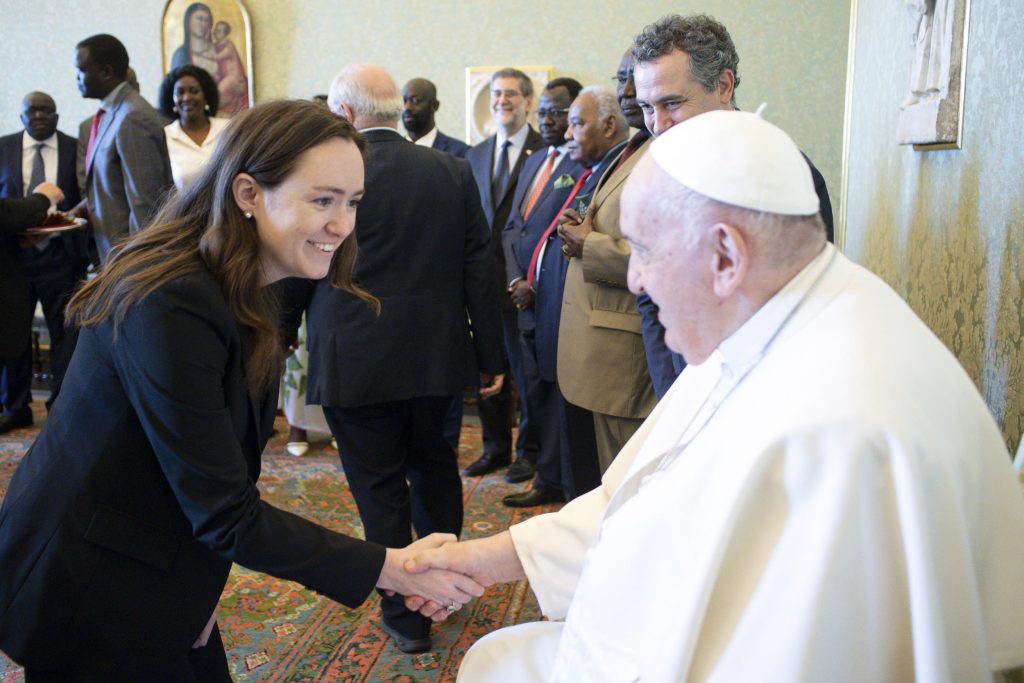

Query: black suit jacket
432;130;470;158
0;193;49;359
0;130;88;271
466;127;544;312
0;270;386;676
502;149;583;331
303;129;503;408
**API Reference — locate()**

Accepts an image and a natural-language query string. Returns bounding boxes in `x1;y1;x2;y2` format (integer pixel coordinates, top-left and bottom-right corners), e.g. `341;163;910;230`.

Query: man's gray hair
579;85;627;133
328;64;403;125
490;68;534;98
632;14;741;105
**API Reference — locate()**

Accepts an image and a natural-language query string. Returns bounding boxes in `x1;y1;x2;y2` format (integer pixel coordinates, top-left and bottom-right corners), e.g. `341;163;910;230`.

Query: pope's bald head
328;64;404;130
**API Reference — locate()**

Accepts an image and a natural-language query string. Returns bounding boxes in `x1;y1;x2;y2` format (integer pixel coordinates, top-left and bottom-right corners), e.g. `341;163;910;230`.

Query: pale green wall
0;1;848;202
844;0;1024;453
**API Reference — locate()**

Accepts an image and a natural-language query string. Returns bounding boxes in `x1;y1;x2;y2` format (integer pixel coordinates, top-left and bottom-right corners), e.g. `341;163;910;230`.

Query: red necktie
522;149;558;219
85;108;105;169
525;168;592;290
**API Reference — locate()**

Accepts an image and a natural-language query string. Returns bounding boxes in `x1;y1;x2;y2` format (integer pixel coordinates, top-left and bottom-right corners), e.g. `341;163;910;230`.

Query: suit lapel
7;136;24;195
86;87;129;177
592;137;652;213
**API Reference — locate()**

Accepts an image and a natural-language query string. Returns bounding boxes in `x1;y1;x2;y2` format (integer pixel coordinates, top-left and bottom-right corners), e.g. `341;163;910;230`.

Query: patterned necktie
522;148;558;219
85;108;105;169
525;168;593;289
491;140;511;209
27;143;45;196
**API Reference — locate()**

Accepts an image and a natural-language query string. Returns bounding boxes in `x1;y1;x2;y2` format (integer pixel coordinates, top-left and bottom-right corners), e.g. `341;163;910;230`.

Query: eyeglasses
611;74;631;86
491;89;523;99
537;108;570;119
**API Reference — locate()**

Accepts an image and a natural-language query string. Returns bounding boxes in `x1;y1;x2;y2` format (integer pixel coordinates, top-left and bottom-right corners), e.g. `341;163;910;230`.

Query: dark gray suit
432;130;470;158
466;127;544;463
82;83;172;260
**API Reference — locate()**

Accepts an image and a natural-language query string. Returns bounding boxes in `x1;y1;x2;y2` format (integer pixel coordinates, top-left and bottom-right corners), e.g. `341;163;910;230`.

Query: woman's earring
244;211;253;219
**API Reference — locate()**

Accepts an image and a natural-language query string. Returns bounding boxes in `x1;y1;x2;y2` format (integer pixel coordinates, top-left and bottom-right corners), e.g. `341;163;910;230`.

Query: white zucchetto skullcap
647;109;819;216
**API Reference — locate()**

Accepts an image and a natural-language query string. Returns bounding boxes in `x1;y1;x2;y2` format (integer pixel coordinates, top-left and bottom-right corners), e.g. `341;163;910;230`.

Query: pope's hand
376;533;485;613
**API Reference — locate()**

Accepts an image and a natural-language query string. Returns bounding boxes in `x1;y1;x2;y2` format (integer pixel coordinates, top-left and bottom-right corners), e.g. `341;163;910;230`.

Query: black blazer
303;129;504;408
0;270;386;676
502;149;584;332
0;130;89;272
0;193;49;359
432;130;470;159
466;127;544;312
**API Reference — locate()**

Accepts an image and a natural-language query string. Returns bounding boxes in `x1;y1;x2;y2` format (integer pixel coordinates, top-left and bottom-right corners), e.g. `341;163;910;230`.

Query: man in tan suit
554;48;656;494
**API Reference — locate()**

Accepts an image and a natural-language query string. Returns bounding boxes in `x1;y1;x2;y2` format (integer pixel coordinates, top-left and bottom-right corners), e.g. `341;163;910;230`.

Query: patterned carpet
0;403;559;682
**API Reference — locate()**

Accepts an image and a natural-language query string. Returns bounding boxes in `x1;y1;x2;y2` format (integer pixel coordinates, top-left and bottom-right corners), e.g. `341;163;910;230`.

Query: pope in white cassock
404;110;1024;682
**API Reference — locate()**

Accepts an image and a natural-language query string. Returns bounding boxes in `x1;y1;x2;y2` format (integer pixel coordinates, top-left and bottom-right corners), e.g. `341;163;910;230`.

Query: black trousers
476;307;537;462
323;395;462;638
23;623;231;683
0;255;85;414
560;395;602;500
518;329;563;495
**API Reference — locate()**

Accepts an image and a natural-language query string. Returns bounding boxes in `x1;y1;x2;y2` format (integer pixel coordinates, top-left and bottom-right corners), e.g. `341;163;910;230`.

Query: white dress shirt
165;117;229;190
408;126;438;148
22;131;57;196
493;123;531;178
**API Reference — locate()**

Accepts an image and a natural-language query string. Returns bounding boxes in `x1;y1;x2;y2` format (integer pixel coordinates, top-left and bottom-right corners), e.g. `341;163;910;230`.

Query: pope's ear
231;173;260;214
709;222;748;298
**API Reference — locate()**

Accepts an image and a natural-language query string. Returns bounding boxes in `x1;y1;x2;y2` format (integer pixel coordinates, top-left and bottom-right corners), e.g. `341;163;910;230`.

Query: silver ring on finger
446;601;458;615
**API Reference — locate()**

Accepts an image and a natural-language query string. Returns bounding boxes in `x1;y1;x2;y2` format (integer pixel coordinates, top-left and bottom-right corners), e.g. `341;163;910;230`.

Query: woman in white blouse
158;65;229;190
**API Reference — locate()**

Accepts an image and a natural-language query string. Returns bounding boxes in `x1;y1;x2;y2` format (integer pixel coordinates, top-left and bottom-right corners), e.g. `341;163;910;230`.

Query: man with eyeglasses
551;48;657;495
499;77;583;503
465;69;544;481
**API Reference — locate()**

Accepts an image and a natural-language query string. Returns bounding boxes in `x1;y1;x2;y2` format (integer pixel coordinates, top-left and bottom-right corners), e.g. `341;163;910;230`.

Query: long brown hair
67;99;375;394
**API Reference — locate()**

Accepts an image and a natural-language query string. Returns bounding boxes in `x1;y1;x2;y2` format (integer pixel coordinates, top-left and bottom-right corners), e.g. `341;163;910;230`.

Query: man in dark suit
1;184;65;397
401;78;470;158
71;34;172;262
630;15;835;399
0;92;87;433
310;64;504;653
464;68;544;479
499;77;582;500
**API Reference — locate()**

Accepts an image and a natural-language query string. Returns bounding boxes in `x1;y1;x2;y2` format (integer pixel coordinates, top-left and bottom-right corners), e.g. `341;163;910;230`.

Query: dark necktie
522;148;558;219
491;140;511;209
525;168;593;289
600;129;650;190
85;108;105;169
27;143;45;195
28;143;51;250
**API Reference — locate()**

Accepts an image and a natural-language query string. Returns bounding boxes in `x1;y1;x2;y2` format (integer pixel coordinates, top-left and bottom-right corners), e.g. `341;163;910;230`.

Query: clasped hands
556;207;593;259
377;531;522;622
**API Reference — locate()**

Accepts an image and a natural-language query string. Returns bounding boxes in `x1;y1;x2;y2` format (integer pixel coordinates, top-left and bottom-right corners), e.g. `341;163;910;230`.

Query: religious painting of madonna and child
161;0;254;116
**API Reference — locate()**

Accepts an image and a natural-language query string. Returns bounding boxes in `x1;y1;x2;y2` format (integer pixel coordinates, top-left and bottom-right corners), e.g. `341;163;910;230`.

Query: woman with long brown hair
0;99;480;681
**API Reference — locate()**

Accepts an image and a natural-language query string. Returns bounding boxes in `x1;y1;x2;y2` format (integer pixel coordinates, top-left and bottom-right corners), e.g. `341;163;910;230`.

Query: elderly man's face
622;158;717;364
634;49;731;138
490;76;531;132
565;93;610;168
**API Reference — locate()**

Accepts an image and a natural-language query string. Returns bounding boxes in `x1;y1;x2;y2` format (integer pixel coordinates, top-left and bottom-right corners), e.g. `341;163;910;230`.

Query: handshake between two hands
376;532;519;622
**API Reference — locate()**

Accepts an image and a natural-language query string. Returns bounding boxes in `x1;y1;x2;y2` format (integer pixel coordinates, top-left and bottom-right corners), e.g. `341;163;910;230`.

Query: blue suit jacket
502;148;582;332
432;130;470;159
533;167;602;381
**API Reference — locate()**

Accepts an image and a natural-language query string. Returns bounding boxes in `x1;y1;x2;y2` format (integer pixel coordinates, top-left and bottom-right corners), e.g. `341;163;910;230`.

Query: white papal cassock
459;244;1024;682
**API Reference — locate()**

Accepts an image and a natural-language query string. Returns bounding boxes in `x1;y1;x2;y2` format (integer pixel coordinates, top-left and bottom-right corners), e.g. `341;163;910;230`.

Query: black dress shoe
0;412;32;434
502;488;565;508
505;457;537;483
463;451;511;477
381;621;432;653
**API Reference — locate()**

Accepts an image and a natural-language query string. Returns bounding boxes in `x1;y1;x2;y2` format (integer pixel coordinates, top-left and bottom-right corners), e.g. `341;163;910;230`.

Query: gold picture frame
465;65;554;144
161;0;254;116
